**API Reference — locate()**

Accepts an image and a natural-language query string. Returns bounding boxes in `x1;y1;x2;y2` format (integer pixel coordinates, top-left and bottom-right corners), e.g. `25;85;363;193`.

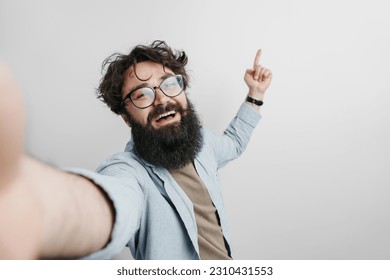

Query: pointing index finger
253;49;262;67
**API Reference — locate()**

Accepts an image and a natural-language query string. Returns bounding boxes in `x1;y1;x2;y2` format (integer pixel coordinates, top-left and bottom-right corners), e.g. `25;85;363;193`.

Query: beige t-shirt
169;163;231;260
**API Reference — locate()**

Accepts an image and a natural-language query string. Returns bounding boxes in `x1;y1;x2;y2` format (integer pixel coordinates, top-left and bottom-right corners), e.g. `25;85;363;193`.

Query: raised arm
0;64;114;259
212;49;273;168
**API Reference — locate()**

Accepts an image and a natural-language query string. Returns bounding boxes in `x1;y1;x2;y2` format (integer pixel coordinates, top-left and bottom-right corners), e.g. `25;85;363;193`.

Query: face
120;61;203;169
121;61;188;129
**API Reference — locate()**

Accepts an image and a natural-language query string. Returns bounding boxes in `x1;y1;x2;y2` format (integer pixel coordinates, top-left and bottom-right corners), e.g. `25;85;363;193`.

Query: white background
1;0;389;259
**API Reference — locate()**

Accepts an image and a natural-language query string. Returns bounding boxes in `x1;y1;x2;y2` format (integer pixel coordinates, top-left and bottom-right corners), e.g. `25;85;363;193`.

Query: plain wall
1;0;389;259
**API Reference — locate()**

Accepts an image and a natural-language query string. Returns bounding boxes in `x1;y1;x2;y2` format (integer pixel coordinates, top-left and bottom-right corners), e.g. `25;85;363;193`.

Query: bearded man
0;41;272;259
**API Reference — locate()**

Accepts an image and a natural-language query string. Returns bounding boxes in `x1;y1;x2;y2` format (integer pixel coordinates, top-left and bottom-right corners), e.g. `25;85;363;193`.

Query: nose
153;87;170;106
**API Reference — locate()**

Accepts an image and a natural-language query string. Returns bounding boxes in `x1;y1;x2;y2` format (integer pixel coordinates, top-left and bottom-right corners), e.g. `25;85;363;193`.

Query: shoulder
96;145;145;178
201;128;223;150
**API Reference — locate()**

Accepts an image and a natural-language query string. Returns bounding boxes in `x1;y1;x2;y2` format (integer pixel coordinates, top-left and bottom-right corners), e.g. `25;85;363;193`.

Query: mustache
147;103;187;124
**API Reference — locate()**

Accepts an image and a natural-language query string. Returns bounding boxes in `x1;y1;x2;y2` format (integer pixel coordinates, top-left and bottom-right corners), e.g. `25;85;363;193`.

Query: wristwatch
246;95;264;106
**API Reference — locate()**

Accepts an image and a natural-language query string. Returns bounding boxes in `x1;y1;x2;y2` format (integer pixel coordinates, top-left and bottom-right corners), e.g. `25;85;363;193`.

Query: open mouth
155;110;176;122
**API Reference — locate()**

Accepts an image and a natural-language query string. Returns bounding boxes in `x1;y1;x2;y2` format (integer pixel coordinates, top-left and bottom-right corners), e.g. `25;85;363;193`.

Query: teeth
157;111;175;121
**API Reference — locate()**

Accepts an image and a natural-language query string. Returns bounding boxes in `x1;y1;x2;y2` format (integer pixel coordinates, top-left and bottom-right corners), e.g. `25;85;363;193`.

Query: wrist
246;95;263;107
247;90;265;101
245;95;263;111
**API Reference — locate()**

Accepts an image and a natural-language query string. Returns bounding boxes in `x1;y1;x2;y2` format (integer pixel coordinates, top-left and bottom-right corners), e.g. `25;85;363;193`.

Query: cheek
128;108;151;126
176;92;188;108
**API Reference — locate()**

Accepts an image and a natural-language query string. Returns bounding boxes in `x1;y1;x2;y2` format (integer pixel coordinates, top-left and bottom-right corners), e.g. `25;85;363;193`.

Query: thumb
0;63;25;186
245;68;254;75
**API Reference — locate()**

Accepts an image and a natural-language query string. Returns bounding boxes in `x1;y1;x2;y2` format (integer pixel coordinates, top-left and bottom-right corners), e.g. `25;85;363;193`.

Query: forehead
122;61;175;96
124;61;174;83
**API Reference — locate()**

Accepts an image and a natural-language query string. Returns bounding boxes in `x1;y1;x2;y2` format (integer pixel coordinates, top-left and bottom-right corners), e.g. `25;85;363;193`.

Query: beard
128;99;203;170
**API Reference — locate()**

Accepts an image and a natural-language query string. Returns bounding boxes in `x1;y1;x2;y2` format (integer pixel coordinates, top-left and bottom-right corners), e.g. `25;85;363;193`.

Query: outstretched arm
0;64;114;259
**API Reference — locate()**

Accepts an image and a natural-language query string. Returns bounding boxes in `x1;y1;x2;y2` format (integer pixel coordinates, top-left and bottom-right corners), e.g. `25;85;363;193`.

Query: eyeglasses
122;74;184;109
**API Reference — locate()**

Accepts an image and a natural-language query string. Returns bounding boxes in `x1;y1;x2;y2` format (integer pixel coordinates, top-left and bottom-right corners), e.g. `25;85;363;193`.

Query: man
0;41;272;259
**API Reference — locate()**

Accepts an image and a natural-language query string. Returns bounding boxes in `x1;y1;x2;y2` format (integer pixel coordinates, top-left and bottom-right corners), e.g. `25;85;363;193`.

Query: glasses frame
121;74;184;109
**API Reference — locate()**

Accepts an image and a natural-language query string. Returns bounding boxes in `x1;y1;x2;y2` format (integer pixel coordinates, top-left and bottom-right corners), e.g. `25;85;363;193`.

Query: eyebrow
126;73;175;95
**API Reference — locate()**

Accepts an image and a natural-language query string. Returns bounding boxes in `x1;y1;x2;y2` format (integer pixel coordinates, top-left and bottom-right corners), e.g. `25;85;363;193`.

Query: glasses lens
160;75;183;97
131;87;155;108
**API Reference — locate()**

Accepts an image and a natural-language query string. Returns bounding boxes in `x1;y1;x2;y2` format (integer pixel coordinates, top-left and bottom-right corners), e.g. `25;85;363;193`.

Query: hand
0;64;42;259
244;49;272;99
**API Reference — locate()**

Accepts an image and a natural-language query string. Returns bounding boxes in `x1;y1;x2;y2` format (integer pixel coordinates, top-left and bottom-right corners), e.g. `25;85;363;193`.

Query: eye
162;76;178;88
132;88;150;100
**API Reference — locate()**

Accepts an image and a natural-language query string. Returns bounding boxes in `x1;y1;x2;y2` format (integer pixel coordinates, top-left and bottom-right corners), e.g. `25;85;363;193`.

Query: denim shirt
70;103;261;259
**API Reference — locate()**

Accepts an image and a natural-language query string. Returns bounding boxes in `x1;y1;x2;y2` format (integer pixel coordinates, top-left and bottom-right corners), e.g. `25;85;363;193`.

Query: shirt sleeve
211;102;262;168
64;163;144;259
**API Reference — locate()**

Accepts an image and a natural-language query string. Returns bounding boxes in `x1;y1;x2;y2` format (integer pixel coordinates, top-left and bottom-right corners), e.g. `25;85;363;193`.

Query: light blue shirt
70;103;261;259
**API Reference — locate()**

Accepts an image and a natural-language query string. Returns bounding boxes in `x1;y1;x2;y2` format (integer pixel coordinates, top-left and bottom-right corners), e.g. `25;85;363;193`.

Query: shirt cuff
236;102;262;128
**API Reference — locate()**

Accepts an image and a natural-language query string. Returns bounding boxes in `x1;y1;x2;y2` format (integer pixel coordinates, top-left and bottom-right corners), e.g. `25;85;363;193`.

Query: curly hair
97;40;189;115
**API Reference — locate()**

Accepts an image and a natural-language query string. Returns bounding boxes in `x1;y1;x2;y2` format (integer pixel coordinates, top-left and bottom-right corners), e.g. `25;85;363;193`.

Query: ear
120;113;131;127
